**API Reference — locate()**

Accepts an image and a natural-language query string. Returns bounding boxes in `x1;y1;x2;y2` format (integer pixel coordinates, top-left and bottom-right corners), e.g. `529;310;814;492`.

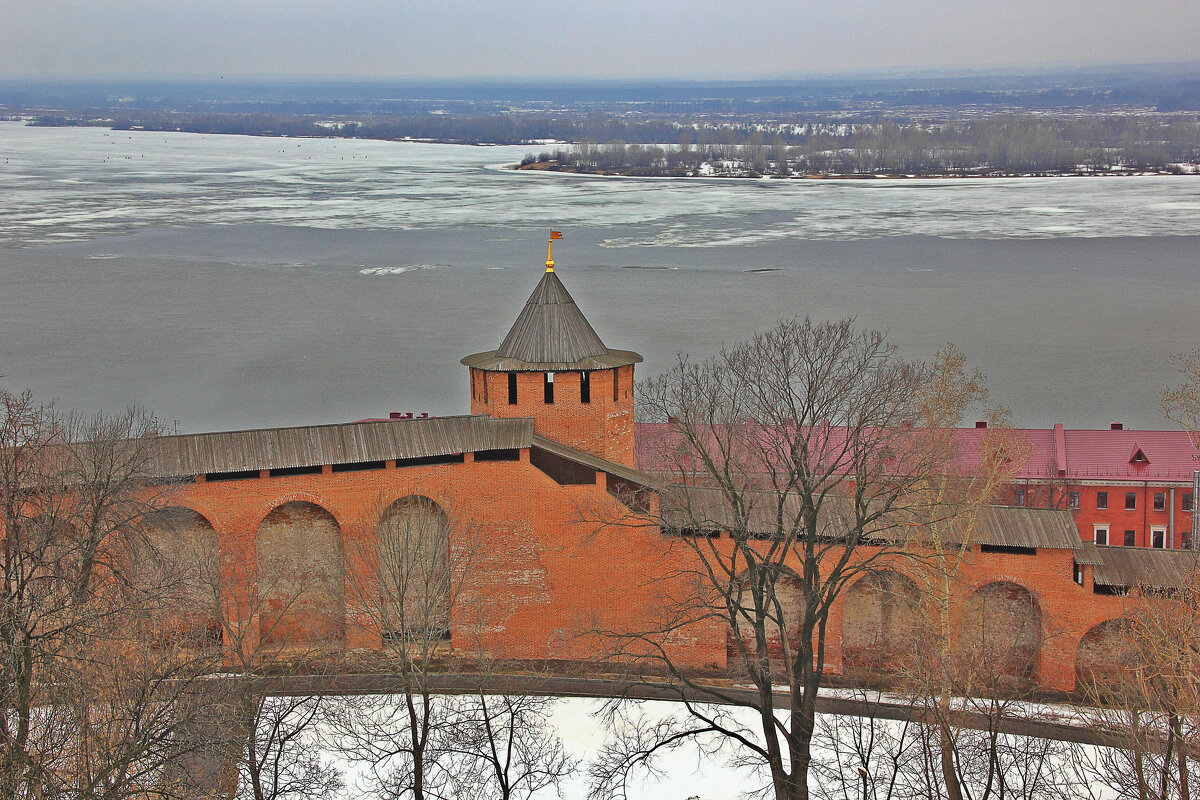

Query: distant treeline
522;116;1200;176
28;111;709;145
25;111;1200;176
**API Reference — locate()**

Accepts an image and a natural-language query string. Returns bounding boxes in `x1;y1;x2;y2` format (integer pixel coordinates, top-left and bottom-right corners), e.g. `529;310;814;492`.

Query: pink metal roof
635;423;1200;484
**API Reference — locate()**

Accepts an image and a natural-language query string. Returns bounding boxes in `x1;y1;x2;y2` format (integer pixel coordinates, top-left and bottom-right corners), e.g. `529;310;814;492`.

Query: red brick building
134;254;1193;696
957;422;1199;549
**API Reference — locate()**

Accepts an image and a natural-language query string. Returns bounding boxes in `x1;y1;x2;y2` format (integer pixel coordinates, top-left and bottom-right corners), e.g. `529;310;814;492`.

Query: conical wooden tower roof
495;270;608;363
461;267;642;372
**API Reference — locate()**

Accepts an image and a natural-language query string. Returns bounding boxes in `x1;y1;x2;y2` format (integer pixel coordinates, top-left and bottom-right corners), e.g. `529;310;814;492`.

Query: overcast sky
2;0;1197;79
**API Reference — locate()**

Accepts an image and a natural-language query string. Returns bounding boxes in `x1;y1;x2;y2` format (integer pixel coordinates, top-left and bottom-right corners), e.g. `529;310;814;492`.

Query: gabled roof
462;269;642;372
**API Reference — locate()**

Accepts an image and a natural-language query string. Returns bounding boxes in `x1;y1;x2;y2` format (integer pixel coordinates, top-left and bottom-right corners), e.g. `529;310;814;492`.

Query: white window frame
1151;526;1167;549
1094;525;1109;546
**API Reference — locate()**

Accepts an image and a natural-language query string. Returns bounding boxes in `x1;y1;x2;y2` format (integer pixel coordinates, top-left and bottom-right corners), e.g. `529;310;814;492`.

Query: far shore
511;161;1197;181
8;119;1197;181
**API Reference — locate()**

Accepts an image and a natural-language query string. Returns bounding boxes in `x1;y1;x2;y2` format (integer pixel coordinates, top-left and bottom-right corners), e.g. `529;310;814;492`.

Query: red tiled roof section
1059;428;1199;481
635;423;1200;483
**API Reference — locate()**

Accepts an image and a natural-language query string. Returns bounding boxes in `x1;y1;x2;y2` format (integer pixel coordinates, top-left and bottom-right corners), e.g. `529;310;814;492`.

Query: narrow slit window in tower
580;371;591;404
508;372;517;405
613;369;620;402
544;371;555;404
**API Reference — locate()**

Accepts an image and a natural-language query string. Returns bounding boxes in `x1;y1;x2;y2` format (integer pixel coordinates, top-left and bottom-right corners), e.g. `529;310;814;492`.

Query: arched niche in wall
256;501;345;648
1075;618;1135;694
375;496;451;643
842;570;922;674
726;569;805;662
139;506;222;646
959;581;1042;685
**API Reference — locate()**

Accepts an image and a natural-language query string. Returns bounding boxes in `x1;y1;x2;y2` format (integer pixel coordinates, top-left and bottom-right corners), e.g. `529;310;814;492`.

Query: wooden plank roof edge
655;486;1081;551
1092;546;1200;588
460;348;643;372
146;415;534;476
530;434;659;488
148;413;508;442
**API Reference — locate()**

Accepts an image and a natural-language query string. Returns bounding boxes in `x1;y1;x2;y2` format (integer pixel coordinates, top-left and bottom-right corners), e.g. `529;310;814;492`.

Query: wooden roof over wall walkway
146;415;532;478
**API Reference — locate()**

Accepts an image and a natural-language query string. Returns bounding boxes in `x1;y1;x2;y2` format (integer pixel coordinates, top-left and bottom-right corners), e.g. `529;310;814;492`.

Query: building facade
968;422;1199;549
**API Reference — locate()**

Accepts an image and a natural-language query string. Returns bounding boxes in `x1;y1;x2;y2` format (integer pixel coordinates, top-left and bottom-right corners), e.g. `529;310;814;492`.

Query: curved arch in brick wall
959;581;1042;686
249;491;350;533
141;505;221;645
1075;618;1134;695
842;569;922;675
724;567;805;662
255;500;345;649
375;495;452;642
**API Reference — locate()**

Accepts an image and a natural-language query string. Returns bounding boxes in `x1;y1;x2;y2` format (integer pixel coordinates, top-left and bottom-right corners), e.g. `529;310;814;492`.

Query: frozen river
2;121;1199;432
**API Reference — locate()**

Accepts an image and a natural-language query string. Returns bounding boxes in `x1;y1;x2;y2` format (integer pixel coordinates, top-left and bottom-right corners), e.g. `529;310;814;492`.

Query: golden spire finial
546;230;563;272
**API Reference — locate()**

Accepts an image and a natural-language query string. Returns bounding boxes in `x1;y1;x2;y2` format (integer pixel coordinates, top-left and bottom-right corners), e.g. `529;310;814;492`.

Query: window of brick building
508;372;517;405
1154;492;1165;511
1014;488;1026;507
613;369;620;402
1096;491;1108;510
1184;493;1194;512
580;371;591;404
1124;529;1136;547
1095;526;1109;546
1125;492;1137;510
1151;527;1166;549
1069;491;1080;509
544;372;555;404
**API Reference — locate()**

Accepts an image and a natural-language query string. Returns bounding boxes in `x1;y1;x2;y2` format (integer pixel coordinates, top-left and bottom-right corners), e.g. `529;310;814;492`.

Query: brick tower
461;236;642;467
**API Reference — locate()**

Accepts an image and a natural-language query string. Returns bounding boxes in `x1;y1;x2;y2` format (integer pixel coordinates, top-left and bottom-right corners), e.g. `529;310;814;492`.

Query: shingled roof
461;269;642;371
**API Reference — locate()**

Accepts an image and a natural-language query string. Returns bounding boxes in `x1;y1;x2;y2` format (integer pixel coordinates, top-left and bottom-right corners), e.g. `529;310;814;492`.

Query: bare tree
590;319;975;800
329;491;571;800
0;386;217;800
196;543;343;800
236;694;342;800
444;691;577;800
1072;565;1200;800
1164;350;1200;450
894;347;1040;800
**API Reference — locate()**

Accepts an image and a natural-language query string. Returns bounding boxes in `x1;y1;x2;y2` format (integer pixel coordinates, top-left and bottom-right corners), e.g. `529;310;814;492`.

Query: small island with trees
516;116;1200;179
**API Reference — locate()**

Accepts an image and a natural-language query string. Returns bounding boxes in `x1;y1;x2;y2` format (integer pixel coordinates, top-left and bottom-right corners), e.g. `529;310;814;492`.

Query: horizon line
3;59;1199;86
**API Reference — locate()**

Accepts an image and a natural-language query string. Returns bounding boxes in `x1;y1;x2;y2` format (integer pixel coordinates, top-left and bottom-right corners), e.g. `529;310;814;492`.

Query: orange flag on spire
546;231;563;271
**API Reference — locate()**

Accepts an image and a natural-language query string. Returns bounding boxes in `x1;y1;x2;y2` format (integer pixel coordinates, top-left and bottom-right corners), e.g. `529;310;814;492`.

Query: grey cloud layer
2;0;1197;77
